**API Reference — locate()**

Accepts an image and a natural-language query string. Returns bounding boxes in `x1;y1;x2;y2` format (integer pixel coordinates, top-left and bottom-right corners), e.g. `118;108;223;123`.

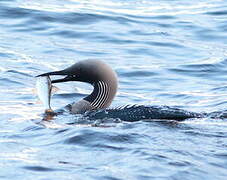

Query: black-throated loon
38;60;207;121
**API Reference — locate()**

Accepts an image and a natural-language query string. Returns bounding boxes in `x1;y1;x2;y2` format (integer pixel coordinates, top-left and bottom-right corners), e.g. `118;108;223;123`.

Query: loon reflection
38;60;206;122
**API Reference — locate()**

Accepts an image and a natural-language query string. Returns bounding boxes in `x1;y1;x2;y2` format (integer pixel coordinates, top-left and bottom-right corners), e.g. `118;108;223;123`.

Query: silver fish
36;75;53;113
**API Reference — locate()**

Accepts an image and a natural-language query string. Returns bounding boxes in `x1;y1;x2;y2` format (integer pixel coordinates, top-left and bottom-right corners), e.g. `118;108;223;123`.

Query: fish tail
45;108;54;114
44;109;57;117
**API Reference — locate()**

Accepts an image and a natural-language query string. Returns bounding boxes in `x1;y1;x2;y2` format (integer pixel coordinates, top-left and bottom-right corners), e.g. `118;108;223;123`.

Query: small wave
181;118;227;127
64;129;140;147
0;5;137;27
0;77;24;86
6;70;33;77
168;59;227;78
22;165;62;172
145;41;185;49
118;69;158;78
206;10;227;16
0;52;13;58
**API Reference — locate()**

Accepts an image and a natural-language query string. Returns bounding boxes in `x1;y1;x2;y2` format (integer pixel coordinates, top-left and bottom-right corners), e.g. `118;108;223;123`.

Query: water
0;0;227;179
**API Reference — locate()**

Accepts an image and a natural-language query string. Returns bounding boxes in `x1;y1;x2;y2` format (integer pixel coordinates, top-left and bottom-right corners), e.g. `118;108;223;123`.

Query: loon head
38;60;118;111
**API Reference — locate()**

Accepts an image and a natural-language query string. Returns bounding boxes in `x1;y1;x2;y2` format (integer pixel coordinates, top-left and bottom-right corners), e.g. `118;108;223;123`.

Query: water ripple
168;59;227;79
22;165;61;172
206;10;227;16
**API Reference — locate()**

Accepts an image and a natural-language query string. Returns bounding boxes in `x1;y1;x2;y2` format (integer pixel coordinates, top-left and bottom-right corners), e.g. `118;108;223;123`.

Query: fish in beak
35;75;53;113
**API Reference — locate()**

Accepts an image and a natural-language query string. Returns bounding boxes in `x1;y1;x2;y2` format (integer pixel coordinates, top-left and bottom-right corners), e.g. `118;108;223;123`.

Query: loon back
85;105;203;122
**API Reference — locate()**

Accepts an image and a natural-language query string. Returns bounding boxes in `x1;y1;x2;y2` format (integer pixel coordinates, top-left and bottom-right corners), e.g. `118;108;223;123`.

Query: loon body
38;60;203;121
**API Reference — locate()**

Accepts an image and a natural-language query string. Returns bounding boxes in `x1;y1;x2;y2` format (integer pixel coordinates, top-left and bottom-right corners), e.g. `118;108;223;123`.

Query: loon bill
37;59;203;121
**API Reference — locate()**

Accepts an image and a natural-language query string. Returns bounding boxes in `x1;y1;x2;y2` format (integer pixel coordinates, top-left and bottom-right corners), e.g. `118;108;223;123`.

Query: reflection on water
0;0;227;179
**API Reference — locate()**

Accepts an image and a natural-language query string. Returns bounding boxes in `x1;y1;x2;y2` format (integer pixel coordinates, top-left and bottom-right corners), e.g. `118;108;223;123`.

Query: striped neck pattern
84;81;110;109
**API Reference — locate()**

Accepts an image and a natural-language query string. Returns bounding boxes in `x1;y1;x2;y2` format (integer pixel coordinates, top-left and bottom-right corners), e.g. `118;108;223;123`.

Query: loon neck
84;81;113;109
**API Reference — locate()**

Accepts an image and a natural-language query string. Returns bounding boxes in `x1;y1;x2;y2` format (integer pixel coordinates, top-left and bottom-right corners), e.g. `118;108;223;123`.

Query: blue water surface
0;0;227;179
